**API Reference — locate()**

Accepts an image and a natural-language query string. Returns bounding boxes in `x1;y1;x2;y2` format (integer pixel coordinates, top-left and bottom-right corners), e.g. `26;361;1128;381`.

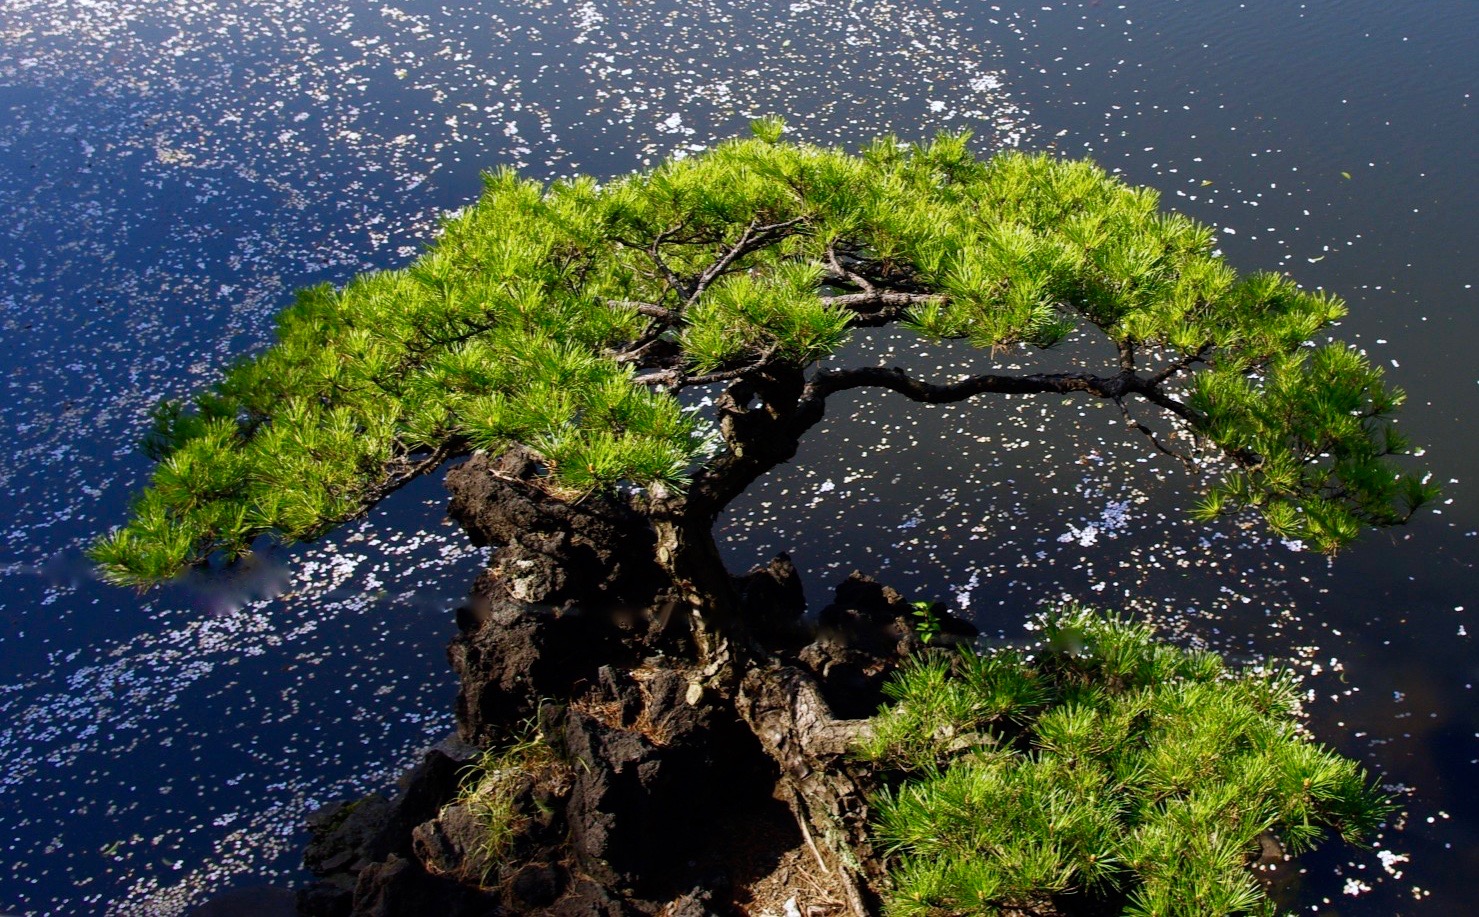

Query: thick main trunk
650;506;745;683
647;500;891;914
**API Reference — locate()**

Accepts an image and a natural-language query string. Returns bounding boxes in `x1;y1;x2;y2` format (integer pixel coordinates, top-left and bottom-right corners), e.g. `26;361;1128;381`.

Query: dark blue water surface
0;1;1474;913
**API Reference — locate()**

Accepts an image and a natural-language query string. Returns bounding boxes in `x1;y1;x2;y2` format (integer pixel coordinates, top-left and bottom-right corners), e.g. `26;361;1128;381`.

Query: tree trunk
650;505;745;684
443;452;895;912
735;662;884;916
647;496;891;914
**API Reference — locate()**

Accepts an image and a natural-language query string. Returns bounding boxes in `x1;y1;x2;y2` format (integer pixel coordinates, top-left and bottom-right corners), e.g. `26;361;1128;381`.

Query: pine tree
92;121;1426;913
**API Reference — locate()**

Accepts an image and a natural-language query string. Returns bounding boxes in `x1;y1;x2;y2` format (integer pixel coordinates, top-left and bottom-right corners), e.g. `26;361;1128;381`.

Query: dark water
0;1;1473;913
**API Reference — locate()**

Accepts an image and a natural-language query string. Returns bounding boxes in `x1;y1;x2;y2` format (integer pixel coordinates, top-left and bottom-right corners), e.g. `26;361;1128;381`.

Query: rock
563;710;646;883
443;452;696;745
444;451;666;610
598;665;644;728
738;553;808;641
803;571;977;718
818;572;917;652
661;887;723;917
639;668;708;744
558;670;765;905
350;854;496;917
448;599;625;745
509;863;564;909
375;742;481;860
296;880;354;917
303;795;394;877
544;878;631;917
300;735;483;917
410;803;489;882
299;459;954;916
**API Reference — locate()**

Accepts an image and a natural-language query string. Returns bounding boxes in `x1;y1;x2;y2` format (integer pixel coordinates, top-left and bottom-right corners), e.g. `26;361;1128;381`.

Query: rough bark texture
735;664;881;916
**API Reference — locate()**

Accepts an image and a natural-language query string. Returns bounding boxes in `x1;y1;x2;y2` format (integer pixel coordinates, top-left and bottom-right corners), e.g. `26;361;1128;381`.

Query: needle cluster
861;607;1391;916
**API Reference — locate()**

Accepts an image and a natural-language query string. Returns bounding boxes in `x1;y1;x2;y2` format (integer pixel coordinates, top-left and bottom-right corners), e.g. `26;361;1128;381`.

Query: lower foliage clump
860;606;1390;916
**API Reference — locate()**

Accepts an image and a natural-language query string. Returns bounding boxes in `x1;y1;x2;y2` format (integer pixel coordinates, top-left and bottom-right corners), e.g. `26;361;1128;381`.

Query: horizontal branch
1146;344;1213;387
794;362;1221;466
825;242;876;293
687;216;807;308
804;365;1136;404
362;436;470;506
633;343;783;391
823;291;943;313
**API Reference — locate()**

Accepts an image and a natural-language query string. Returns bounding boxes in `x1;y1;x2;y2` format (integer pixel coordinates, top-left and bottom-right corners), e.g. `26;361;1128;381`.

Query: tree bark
735;662;883;916
649;502;747;686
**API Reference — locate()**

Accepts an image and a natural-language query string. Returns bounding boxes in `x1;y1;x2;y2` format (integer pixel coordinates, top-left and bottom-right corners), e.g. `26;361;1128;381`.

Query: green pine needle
865;605;1392;916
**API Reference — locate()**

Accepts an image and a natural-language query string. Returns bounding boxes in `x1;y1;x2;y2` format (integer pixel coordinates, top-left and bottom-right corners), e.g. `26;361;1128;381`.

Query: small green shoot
452;719;570;885
910;600;943;645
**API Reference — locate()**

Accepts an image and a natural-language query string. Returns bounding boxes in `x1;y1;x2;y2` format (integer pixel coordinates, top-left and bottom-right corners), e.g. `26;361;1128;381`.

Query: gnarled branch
804;364;1137;405
686;215;807;308
823;290;943;325
608;299;680;324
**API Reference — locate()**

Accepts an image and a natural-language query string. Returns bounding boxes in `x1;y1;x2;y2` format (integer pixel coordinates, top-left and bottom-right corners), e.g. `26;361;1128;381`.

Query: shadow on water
23;548;294;617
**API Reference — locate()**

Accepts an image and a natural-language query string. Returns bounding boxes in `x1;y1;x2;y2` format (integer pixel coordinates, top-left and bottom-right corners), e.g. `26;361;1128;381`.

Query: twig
607;299;680;324
1117;338;1137;372
788;787;831;875
826;242;876;293
633;342;783;390
687;216;806;308
1146;343;1212;386
821;290;942;315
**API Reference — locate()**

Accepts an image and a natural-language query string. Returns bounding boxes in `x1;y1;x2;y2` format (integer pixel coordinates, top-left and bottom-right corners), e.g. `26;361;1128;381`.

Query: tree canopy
93;120;1433;586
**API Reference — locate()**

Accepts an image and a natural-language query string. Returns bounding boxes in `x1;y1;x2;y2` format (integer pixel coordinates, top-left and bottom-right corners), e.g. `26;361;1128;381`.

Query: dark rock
302;457;932;916
448;599;621;744
738;552;808;640
351;854;497;917
510;863;565;909
303;794;393;877
662;887;723;917
563;710;642;882
410;803;488;882
801;572;979;718
544;878;631;917
296;880;354;917
817;571;916;652
374;740;481;860
638;668;706;745
444;451;704;745
444;451;666;609
598;665;644;728
560;675;767;903
300;735;484;917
